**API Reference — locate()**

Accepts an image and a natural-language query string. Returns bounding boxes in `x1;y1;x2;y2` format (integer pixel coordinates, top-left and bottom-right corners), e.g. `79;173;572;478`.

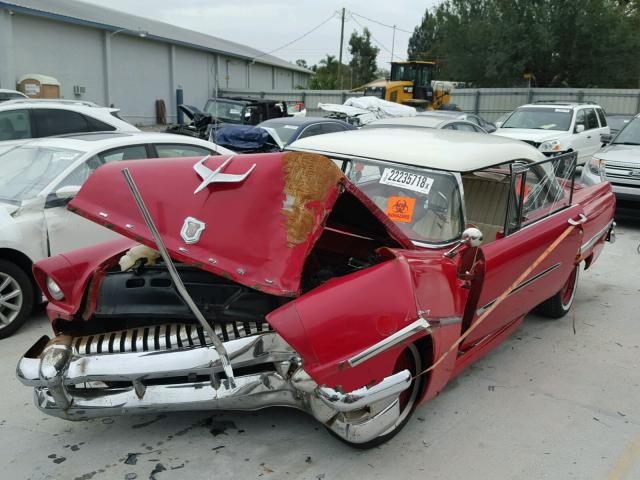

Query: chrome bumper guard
17;331;411;444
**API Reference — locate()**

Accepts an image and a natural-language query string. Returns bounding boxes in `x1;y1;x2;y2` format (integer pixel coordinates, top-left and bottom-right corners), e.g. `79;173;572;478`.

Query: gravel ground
1;218;639;480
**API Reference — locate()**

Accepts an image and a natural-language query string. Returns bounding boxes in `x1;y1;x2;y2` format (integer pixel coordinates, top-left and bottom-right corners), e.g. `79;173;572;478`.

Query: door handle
568;214;587;225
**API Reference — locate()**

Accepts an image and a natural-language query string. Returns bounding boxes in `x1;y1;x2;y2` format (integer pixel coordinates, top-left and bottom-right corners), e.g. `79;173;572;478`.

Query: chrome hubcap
0;273;22;328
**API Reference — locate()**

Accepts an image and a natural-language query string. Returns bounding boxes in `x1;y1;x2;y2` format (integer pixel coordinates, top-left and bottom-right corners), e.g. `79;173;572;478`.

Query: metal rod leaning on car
121;168;236;389
413;216;586;380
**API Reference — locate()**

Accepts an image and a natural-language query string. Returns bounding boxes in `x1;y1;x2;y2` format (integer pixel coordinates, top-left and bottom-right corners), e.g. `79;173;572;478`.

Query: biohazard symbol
386;196;416;223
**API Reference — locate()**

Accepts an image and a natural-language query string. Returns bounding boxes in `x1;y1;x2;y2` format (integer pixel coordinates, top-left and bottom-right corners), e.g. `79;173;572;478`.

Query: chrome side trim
316;370;411;412
580;220;614;254
347;318;430;368
476;263;562;316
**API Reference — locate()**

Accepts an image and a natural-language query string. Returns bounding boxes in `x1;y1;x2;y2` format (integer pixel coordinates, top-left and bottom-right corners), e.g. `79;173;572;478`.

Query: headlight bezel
46;276;65;301
539;139;562;153
588;157;606;181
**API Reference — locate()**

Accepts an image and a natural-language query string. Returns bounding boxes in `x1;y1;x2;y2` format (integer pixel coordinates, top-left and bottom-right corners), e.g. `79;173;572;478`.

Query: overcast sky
81;0;439;67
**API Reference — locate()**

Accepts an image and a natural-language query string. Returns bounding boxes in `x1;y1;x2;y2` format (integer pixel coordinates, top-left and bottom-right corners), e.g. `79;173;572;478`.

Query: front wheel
536;264;580;319
327;343;424;449
0;260;34;339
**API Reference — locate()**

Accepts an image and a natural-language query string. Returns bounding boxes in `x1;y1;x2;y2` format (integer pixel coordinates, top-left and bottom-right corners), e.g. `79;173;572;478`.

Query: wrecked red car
17;129;615;447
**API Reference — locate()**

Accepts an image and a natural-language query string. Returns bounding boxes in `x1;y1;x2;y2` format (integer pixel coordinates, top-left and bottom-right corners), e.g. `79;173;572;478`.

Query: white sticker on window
554;109;570;113
283;125;298;129
379;168;434;195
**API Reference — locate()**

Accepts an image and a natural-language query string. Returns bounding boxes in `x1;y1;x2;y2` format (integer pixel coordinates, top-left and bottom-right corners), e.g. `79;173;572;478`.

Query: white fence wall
451;88;640;121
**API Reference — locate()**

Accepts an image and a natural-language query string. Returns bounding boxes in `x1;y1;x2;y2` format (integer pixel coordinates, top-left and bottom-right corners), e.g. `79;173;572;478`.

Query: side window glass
98;145;148;163
441;124;456;130
84;115;116;132
155;144;211;158
320;123;347;134
596;108;607;127
453;123;476;132
585;108;599;130
0;109;32;140
298;125;324;139
466;115;481;126
574;110;586;131
34;109;89;137
516;154;576;228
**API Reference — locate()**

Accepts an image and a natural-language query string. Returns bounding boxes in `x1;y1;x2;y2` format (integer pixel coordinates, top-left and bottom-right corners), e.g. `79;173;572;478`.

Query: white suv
0;99;139;141
493;102;610;165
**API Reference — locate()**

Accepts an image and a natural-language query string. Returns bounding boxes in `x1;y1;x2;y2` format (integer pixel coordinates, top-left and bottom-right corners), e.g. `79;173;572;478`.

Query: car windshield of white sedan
346;159;462;244
0;145;82;203
501;107;573;131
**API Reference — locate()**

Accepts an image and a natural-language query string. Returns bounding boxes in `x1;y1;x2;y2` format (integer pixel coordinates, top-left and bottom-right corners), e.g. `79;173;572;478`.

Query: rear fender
267;255;425;392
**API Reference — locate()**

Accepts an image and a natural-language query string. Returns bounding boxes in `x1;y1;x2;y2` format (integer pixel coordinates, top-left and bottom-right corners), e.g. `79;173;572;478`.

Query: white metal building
0;0;312;124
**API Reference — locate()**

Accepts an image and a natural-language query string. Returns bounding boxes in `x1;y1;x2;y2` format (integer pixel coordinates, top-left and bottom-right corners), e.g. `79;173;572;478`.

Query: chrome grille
604;161;640;181
73;321;273;356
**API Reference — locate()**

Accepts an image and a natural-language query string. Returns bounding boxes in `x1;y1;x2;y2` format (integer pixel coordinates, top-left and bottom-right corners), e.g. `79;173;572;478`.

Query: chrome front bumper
17;329;411;444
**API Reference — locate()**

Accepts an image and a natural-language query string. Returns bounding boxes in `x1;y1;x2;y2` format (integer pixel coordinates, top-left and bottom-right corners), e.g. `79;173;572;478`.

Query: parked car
582;113;640;213
0;89;27;102
0;99;139;141
364;114;488;133
203;97;290;125
605;114;634;136
257;116;357;147
421;110;497;132
16;129;614;448
494;101;610;165
0;132;232;338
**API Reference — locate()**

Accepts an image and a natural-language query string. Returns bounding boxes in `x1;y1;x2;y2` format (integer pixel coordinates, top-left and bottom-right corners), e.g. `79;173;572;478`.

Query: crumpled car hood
68;152;412;297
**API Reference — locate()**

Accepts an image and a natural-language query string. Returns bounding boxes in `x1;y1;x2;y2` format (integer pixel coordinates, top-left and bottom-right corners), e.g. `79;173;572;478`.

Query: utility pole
338;7;345;89
391;25;396;62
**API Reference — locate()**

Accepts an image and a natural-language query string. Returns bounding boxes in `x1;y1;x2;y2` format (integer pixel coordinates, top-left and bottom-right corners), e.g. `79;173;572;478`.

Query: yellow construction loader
363;61;453;110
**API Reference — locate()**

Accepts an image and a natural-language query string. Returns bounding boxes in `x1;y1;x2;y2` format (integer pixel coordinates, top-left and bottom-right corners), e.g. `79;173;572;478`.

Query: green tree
295;59;309;69
348;28;380;87
308;55;350;89
407;0;640;87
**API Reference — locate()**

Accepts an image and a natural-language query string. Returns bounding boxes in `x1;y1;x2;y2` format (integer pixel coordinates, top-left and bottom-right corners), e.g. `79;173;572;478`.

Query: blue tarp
212;125;270;150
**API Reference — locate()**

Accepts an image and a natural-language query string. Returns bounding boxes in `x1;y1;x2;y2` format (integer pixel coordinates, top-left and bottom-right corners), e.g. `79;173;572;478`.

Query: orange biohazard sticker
386;196;416;223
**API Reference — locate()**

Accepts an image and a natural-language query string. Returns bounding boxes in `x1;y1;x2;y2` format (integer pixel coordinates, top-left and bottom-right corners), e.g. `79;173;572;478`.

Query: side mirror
485;123;497;133
600;133;613;145
575;124;585;133
55;185;81;199
46;185;81;208
444;227;483;258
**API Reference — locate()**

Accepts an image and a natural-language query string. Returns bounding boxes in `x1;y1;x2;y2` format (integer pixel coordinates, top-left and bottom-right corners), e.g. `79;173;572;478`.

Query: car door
582;108;603;158
44;144;149;255
460;154;584;348
571;108;592;164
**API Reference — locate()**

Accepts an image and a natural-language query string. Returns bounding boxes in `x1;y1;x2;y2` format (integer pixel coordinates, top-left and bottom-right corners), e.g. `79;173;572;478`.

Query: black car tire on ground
0;260;34;339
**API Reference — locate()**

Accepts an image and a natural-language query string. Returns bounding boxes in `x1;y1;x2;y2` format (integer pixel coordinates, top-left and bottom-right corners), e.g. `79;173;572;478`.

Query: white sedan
0;132;233;338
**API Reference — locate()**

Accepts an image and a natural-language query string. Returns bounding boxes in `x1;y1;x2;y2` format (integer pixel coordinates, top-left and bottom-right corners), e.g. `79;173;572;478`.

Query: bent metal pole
121;168;236;389
414;216;586;380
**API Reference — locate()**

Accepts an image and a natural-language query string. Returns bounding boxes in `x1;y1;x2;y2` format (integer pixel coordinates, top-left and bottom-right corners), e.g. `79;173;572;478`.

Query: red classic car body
17;129;615;447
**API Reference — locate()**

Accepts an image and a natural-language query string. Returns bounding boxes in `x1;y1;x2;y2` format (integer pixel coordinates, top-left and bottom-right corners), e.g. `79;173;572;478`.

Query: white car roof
519;102;602;110
288;128;545;172
3;132;234;156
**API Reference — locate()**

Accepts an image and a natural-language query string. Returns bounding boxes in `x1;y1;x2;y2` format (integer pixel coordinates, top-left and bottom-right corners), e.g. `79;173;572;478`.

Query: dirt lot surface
1;219;639;480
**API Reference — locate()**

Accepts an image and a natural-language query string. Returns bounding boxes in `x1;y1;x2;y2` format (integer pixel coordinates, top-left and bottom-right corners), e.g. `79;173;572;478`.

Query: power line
251;12;339;63
349;10;413;34
350;14;406;62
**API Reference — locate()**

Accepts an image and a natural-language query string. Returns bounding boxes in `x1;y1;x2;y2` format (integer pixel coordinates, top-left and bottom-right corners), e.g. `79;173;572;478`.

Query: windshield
0;92;25;101
261;123;299;144
204;100;246;123
346;158;462;244
390;63;433;86
501;107;573;131
0;145;82;203
612;116;640;145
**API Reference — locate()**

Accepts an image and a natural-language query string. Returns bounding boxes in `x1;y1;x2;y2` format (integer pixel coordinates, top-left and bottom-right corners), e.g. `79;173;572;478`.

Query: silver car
581;113;640;213
0;132;232;338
